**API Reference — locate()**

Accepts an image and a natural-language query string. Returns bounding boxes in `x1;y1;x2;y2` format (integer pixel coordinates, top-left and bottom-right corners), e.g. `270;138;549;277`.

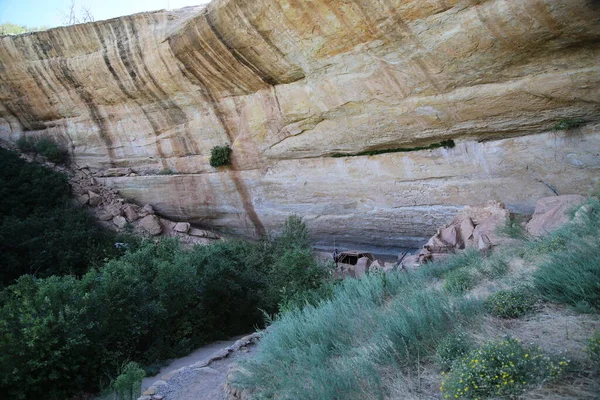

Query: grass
532;197;600;311
231;268;483;399
229;194;600;399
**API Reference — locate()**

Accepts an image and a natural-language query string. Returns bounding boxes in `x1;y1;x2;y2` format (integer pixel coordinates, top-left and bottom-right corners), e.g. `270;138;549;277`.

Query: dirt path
141;335;246;391
140;333;259;400
158;348;254;400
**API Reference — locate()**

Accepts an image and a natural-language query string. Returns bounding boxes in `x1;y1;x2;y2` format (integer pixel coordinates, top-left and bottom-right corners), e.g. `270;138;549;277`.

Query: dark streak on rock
229;169;266;238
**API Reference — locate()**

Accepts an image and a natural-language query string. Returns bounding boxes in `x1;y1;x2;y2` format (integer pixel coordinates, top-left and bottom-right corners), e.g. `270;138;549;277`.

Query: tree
61;0;94;26
0;23;49;35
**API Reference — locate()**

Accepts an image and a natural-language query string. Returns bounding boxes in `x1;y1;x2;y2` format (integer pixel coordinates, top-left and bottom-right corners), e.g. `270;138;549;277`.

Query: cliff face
1;0;599;248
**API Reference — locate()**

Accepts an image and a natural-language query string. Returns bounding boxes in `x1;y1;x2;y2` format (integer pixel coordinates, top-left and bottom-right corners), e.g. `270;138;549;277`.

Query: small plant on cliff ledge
554;118;586;131
210;145;232;167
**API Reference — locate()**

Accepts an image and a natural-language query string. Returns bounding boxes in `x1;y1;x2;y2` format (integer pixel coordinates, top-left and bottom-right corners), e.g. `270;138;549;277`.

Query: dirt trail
140;333;259;400
141;335;246;391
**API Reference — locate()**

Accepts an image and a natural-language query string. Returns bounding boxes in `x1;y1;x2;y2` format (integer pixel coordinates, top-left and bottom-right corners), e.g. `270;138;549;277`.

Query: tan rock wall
1;0;599;245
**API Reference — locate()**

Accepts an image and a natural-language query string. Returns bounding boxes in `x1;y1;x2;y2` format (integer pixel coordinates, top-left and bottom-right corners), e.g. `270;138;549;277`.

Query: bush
0;147;136;286
554;118;586;131
586;331;600;372
0;147;70;220
436;332;474;371
0;216;328;399
17;136;70;164
112;362;145;400
443;268;476;294
440;337;568;399
209;145;232;167
485;287;537;318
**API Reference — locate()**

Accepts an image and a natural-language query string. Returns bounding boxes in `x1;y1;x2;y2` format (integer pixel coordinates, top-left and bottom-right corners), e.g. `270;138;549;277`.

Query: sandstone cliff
1;0;599;248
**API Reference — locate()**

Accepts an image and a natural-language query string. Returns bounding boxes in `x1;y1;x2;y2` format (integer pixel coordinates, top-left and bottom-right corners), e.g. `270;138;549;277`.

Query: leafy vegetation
0;221;329;399
586;331;600;372
440;337;568;399
554;118;586;131
112;362;145;400
436;332;474;371
331;139;455;158
16;136;70;164
0;22;49;35
0;147;134;286
209;145;232;167
485;287;537;318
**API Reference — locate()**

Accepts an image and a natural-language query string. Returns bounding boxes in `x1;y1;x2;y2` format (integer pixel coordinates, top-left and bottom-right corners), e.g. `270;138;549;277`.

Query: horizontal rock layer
1;0;599;246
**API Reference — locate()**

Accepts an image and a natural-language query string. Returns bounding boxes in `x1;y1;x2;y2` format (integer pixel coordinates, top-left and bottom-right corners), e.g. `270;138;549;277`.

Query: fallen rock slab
526;195;586;237
88;191;102;207
140;215;162;236
174;222;191;233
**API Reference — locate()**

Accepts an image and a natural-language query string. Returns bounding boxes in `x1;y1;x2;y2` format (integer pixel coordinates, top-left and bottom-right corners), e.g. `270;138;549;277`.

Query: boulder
105;203;123;217
97;210;114;221
174;222;191;233
88;191;102;207
458;218;475;246
142;204;155;215
414;202;510;266
369;260;384;271
352;257;370;278
189;228;219;239
112;215;128;229
399;255;420;271
440;225;464;249
102;167;132;177
76;194;89;206
122;204;139;221
526;195;586;237
140;215;162;236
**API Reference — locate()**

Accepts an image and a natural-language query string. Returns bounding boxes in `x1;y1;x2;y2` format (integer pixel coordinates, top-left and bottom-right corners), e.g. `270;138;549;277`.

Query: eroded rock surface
1;0;599;245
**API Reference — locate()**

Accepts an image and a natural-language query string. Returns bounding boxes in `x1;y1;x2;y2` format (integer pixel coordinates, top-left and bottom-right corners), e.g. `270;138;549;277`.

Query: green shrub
17;136;70;164
485;287;537;318
443;268;476;294
586;331;600;372
436;332;474;371
440;337;568;399
0;216;328;399
0;147;70;220
112;362;145;400
209;145;232;167
0;147;136;286
554;118;586;131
